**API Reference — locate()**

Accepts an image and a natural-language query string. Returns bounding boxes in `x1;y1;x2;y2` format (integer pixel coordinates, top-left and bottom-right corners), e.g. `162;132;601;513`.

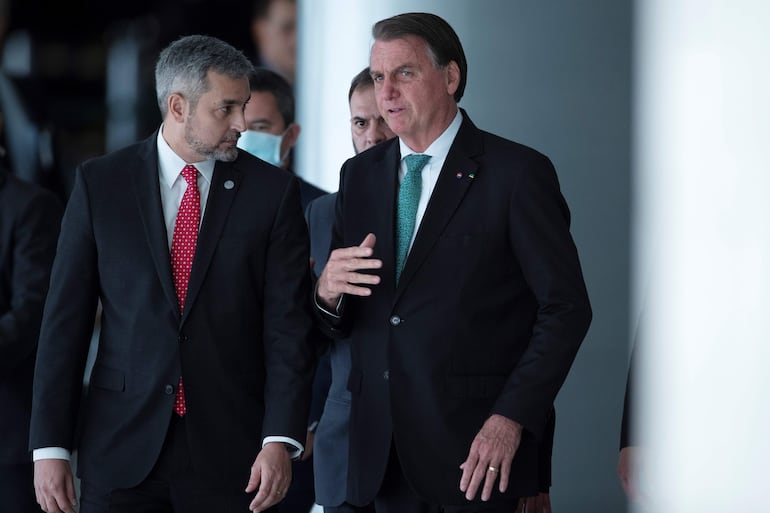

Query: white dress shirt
397;109;463;254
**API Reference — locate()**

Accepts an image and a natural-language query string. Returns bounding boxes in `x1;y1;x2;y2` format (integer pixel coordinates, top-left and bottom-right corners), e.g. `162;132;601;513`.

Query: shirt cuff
263;436;304;460
314;283;344;318
33;447;71;462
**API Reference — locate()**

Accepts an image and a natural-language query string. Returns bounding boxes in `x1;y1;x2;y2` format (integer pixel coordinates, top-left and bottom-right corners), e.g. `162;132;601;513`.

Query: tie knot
181;165;198;185
404;154;431;175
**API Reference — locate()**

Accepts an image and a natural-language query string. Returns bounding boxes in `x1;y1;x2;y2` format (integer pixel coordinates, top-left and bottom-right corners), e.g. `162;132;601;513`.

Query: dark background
1;0;257;202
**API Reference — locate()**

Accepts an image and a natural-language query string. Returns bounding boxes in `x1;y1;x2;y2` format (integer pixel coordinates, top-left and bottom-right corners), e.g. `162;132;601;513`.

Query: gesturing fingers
317;233;383;307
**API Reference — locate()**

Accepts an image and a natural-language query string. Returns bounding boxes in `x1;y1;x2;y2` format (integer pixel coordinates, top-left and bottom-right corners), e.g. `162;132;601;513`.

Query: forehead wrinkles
371;36;437;72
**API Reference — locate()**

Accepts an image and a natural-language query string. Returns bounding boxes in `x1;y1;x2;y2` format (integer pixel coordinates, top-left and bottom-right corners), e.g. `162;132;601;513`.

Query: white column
634;0;770;510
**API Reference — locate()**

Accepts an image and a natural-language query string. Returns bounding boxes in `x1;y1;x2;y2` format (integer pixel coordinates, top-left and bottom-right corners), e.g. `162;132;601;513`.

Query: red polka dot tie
170;164;200;416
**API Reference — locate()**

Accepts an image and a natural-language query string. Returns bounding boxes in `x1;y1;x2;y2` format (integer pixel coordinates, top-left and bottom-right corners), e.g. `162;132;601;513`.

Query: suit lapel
369;143;400;299
132;135;180;321
181;160;242;325
395;114;483;299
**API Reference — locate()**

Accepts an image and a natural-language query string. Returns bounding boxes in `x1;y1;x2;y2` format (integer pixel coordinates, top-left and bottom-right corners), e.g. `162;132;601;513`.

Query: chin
212;147;238;162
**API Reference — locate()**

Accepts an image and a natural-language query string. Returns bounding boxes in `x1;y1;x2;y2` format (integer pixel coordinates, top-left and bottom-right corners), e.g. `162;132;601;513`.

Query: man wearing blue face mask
238;67;327;209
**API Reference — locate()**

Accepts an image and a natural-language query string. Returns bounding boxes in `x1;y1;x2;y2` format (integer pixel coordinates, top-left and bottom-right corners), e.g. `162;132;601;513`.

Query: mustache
223;132;241;143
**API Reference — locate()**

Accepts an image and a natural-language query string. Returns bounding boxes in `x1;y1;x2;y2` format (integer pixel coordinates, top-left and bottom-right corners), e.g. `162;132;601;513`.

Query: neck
401;105;458;153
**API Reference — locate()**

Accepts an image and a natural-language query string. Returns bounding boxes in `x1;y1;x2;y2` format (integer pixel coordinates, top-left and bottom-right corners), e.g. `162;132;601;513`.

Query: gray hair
155;35;254;117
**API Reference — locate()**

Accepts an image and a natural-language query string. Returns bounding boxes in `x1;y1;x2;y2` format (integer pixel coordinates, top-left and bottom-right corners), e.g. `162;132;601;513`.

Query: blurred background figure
0;159;63;513
250;0;297;84
618;344;640;504
238;67;325;208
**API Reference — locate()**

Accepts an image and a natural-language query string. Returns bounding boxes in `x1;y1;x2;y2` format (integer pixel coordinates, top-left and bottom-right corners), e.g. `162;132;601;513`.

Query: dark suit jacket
297;176;327;212
29;131;316;490
317;111;592;505
0;167;62;464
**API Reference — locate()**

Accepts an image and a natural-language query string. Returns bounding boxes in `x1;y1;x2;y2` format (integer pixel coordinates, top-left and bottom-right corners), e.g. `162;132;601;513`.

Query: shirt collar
156;127;215;187
398;110;463;162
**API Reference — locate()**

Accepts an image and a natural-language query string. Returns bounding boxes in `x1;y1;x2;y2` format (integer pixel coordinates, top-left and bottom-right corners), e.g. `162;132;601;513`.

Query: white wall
634;1;770;511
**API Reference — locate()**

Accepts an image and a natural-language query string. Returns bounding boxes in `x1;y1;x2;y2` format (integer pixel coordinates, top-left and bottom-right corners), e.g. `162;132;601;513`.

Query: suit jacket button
164;384;174;395
178;334;188;343
383;370;389;380
389;315;401;326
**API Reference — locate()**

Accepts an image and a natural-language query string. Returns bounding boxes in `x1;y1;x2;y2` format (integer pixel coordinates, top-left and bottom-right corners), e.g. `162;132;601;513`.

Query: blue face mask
237;130;285;166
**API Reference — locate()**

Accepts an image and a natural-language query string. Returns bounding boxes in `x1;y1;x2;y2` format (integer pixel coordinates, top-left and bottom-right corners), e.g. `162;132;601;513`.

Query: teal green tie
396;154;431;283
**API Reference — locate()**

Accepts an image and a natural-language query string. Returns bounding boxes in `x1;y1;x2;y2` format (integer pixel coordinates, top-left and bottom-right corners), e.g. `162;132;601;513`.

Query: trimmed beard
184;123;239;162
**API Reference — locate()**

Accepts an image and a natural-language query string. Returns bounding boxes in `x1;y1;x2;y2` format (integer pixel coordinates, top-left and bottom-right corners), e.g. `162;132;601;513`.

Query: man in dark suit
0;164;62;513
315;13;592;513
306;66;395;513
30;35;315;513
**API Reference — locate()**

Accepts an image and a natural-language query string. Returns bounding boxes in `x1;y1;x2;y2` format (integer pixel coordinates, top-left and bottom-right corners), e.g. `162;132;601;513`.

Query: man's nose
366;125;385;145
232;110;247;132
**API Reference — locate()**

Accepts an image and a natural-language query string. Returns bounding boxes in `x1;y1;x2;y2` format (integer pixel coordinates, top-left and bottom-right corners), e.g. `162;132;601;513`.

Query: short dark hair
247;67;295;126
348;67;374;101
372;12;467;102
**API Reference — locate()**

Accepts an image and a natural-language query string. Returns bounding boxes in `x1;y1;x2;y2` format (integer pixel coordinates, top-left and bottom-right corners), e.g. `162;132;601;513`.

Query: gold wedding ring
488;465;498;473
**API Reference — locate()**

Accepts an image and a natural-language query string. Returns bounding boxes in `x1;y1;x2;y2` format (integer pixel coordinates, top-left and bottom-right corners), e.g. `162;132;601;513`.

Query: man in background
0;162;62;513
238;67;326;209
306;66;395;513
250;0;297;84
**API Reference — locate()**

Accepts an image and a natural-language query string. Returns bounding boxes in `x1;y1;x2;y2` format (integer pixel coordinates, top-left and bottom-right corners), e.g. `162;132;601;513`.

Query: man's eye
400;70;412;77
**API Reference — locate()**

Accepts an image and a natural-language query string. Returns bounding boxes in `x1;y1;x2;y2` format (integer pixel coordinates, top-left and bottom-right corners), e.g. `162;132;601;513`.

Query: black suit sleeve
29;167;100;450
0;187;62;376
260;176;317;442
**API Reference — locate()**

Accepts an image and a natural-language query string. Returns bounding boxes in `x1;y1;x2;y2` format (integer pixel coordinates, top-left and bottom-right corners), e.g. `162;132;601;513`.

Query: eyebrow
217;98;246;108
370;64;417;77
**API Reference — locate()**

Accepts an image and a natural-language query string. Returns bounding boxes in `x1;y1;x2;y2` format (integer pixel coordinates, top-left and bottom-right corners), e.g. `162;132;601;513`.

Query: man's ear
283;123;301;151
445;61;461;98
167;93;187;123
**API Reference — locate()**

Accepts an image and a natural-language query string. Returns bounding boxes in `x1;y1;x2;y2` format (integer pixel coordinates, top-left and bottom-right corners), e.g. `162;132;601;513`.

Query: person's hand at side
459;414;523;502
34;459;77;513
246;442;293;512
618;446;642;501
301;430;315;461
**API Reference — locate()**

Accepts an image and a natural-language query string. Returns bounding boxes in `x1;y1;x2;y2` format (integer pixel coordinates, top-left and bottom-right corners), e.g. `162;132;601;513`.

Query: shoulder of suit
306;191;336;212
